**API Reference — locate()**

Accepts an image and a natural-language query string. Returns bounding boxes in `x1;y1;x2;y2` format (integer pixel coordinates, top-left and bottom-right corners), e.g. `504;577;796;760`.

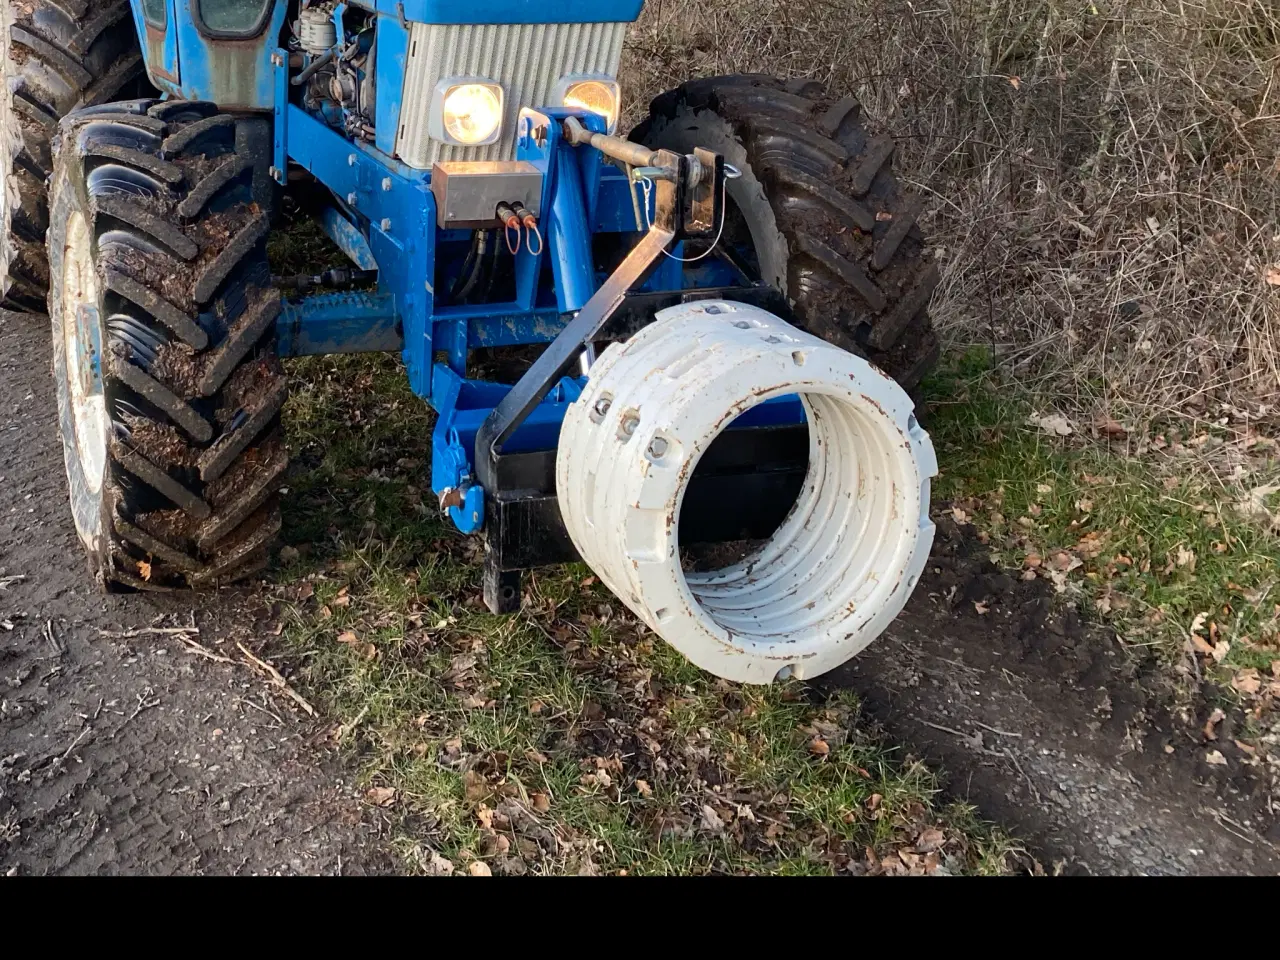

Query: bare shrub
622;0;1280;432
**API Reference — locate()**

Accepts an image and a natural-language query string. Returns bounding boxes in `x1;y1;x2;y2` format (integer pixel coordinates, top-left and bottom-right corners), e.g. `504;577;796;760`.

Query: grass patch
923;351;1280;691
270;354;1015;876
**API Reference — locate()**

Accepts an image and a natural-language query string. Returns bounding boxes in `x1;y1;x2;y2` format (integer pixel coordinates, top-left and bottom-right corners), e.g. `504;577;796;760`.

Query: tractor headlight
431;79;505;146
556;76;620;134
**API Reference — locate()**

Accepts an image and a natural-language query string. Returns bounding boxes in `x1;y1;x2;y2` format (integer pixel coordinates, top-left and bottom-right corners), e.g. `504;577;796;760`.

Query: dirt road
833;522;1280;875
2;308;1275;875
0;310;387;876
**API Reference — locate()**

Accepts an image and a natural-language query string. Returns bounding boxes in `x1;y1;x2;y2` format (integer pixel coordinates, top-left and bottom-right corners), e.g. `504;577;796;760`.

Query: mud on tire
49;100;287;591
1;0;149;312
637;76;941;390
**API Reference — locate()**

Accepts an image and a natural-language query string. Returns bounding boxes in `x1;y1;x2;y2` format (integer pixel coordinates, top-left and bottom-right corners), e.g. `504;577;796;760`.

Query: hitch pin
631;165;674;182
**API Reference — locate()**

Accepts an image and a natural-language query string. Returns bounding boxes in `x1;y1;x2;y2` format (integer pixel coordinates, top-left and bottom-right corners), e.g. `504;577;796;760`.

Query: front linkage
470;117;806;613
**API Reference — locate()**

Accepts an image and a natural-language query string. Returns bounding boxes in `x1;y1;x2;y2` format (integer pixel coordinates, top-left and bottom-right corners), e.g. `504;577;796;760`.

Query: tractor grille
395;21;628;169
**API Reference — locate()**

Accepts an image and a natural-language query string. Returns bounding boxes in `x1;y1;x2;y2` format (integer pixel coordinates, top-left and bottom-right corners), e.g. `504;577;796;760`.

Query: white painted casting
557;301;937;685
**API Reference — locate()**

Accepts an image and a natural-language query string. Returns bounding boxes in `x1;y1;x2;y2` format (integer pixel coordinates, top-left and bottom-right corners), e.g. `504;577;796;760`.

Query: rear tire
1;0;149;312
49;99;287;591
637;76;941;390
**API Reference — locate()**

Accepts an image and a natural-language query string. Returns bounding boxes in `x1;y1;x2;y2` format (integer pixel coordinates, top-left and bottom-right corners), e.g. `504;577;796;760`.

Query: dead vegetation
623;0;1280;435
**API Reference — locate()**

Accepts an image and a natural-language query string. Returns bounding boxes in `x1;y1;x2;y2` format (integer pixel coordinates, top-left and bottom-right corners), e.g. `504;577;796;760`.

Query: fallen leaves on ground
1028;412;1074;437
365;786;396;807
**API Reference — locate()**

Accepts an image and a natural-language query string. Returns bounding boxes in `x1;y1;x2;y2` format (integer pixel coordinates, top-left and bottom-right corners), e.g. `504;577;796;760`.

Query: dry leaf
700;804;725;834
1265;264;1280;287
916;828;946;853
1050;551;1082;573
1189;611;1209;639
1233;669;1262;696
1202;708;1225;740
950;506;969;523
876;210;894;222
365;786;396;807
809;737;831;757
421;852;454;876
1028;412;1074;437
635;779;653;797
468;862;492;877
337;630;358;645
973;601;990;615
1095;417;1127;439
1008;75;1021;90
138;559;153;582
1234;484;1280;529
1035;483;1054;495
1204;750;1228;767
531;792;552;813
462;769;490;801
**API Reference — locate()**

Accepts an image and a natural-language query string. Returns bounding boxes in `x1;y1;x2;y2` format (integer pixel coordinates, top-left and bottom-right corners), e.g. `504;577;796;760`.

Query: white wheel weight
556;301;937;685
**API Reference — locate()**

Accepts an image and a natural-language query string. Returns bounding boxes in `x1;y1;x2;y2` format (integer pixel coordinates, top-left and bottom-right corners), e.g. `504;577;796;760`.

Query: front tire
637;76;941;391
49;100;287;591
1;0;149;312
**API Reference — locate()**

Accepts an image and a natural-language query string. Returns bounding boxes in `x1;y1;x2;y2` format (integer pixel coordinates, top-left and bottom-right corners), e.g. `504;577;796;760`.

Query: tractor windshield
197;0;274;36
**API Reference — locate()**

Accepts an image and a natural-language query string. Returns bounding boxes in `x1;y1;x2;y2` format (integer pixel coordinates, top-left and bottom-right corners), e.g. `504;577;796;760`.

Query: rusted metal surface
556;300;938;685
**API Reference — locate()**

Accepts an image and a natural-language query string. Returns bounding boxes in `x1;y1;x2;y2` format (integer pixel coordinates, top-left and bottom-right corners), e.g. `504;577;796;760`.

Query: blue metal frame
127;0;796;540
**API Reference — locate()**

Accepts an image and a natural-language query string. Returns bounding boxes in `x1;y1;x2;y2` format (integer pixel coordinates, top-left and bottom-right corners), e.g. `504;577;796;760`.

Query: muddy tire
1;0;149;312
637;76;940;390
49;99;287;591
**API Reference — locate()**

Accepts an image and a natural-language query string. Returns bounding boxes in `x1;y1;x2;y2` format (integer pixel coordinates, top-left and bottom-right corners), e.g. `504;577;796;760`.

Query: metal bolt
270;52;284;68
348;154;358;166
382;178;393;192
380;218;392;232
734;321;751;329
705;305;722;315
268;165;283;183
346;192;358;206
593;398;612;417
647;437;668;460
622;415;639;437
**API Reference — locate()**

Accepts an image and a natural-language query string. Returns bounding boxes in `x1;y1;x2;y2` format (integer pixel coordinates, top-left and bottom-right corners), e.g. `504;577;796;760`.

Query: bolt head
647;437;669;459
705;304;722;315
380;218;392;232
382;178;393;192
348;154;358;166
271;52;285;68
346;192;358;206
622;416;639;437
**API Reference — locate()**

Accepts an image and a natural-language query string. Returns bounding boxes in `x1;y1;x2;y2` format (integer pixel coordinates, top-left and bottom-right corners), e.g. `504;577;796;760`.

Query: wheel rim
62;210;108;493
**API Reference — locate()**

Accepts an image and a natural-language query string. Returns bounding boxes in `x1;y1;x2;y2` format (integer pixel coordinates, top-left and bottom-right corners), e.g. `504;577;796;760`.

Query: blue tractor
2;1;943;684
